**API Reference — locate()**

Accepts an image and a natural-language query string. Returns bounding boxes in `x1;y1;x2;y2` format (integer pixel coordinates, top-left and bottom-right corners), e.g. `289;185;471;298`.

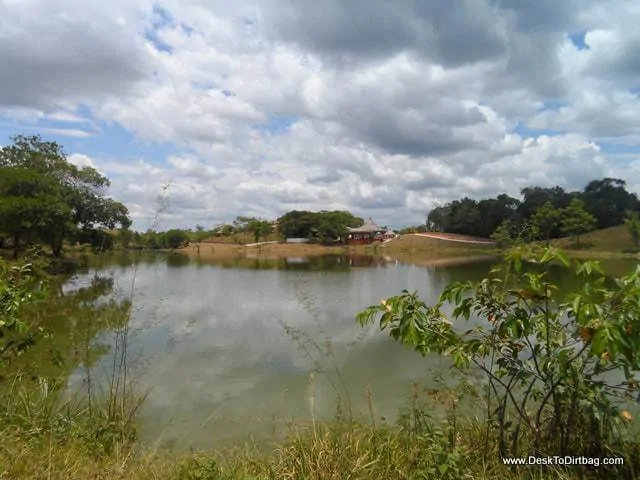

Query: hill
382;233;495;255
554;225;636;254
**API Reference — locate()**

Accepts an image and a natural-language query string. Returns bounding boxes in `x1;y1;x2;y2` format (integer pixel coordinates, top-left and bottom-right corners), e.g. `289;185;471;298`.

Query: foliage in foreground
358;244;640;469
3;384;628;480
0;259;46;370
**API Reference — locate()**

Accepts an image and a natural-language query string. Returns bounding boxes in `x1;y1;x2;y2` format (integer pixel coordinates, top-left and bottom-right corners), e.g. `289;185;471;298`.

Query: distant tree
77;228;115;253
213;224;235;236
582;178;640;229
532;201;562;246
247;219;272;243
277;210;363;241
315;211;363;244
624;210;640;253
115;228;133;249
277;211;318;238
427;205;450;232
518;186;577;220
490;220;513;250
446;198;481;236
164;229;190;249
477;194;522;237
232;216;255;233
192;224;210;243
560;198;597;245
141;230;162;249
132;231;142;248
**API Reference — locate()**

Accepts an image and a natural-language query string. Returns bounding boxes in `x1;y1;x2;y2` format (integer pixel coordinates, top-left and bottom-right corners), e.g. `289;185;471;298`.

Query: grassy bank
553;225;640;259
3;381;635;480
179;234;495;261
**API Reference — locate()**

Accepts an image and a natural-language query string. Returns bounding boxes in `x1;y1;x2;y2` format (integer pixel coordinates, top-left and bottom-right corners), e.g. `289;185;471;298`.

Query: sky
0;0;639;231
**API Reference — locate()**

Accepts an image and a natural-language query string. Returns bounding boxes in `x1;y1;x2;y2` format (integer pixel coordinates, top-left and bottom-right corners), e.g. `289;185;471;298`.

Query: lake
59;252;636;451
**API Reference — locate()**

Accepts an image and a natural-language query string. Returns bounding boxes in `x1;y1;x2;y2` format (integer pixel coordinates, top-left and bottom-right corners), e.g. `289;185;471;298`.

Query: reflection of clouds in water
67;257;491;448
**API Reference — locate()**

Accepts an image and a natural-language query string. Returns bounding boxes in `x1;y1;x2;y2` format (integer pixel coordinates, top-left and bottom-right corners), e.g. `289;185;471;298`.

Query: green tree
192;224;210;244
582;178;640;229
115;228;133;249
532;201;562;246
277;211;319;238
247;219;272;243
141;230;163;249
358;246;640;466
560;198;597;245
232;216;255;234
490;219;513;250
0;168;71;258
76;228;115;253
277;210;363;241
214;224;235;237
0;135;131;256
164;229;190;249
315;211;363;244
518;186;577;219
624;210;640;253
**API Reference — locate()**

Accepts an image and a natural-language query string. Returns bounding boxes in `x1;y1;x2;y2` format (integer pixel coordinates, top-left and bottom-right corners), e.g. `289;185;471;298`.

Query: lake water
61;253;637;451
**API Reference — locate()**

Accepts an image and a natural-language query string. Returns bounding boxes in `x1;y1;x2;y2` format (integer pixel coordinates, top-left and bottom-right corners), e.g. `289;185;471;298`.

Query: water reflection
188;253;395;270
167;252;498;272
54;252;638;451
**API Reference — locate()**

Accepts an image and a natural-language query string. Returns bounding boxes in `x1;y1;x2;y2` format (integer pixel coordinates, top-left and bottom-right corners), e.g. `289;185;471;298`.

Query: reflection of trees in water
166;253;190;268
185;254;396;271
12;273;131;388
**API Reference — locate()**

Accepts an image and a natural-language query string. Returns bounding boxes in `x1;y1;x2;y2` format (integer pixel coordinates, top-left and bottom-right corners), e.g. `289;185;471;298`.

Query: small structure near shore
347;218;395;245
285;238;310;244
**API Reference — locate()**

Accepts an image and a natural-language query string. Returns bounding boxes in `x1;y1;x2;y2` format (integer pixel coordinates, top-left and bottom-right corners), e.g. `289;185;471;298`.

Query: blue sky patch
568;31;589;50
512;121;565;138
599;142;640;155
145;5;175;53
1;106;184;171
252;115;298;135
538;100;568;112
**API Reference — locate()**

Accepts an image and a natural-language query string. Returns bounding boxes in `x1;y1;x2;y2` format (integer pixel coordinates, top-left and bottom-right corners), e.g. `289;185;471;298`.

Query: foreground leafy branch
357;245;640;460
0;260;46;368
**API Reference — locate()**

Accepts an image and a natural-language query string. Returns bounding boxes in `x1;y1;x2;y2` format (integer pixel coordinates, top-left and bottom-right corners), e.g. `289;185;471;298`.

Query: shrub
358;245;640;475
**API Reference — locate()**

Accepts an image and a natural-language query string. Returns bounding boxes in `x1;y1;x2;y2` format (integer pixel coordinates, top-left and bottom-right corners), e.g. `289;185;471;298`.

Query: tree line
275;210;364;243
110;210;367;251
427;178;640;244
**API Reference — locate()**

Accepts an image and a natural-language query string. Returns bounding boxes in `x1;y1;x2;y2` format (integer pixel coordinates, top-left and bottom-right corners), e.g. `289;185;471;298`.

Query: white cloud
0;0;639;229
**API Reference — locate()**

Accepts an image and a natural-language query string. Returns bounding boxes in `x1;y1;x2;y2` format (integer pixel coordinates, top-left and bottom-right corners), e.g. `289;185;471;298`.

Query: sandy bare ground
179;235;497;268
413;233;496;245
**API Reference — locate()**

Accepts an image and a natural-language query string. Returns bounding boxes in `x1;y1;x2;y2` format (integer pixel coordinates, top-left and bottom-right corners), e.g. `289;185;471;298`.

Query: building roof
348;217;384;233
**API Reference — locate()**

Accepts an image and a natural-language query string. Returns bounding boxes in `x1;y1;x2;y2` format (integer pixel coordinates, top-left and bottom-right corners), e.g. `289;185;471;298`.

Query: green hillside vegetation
428;178;639;249
381;233;493;255
554;225;635;253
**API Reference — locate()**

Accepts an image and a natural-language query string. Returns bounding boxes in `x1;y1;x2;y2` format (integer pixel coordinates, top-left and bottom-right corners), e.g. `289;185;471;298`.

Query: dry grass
554;225;637;256
179;234;494;263
1;416;608;480
381;234;495;256
202;233;281;245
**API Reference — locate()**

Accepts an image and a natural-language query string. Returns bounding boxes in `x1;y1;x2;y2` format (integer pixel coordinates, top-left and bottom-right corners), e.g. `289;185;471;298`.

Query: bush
358;244;640;476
